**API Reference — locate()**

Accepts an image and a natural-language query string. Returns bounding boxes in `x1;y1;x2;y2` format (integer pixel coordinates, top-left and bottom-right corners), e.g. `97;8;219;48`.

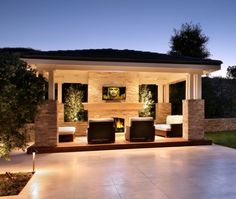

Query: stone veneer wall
87;72;140;127
55;70;142;134
88;72;139;103
183;99;204;140
89;111;139;127
57;103;64;125
35;100;58;147
156;103;172;123
204;118;236;132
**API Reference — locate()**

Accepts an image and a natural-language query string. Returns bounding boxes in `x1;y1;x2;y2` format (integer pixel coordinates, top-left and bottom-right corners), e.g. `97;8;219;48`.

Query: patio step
27;139;212;154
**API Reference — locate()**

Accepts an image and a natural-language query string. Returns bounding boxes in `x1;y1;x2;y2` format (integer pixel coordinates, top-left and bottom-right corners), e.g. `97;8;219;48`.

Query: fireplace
114;117;125;133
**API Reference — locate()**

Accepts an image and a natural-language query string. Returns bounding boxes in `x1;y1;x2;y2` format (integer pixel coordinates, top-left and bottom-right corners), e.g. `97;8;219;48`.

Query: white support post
37;70;46;100
158;84;164;103
193;74;202;99
186;74;194;100
48;70;55;100
57;82;62;103
164;84;169;103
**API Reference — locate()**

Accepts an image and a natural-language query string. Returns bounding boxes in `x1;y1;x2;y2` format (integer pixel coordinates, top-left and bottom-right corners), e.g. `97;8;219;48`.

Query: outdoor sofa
155;115;183;137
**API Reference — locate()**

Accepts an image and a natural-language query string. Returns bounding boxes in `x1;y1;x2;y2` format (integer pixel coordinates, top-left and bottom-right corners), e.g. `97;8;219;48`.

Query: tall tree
169;23;210;58
226;65;236;78
0;53;46;159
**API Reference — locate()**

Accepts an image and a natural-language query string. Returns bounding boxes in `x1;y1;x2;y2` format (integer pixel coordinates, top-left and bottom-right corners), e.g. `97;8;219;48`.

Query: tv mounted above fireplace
102;86;126;100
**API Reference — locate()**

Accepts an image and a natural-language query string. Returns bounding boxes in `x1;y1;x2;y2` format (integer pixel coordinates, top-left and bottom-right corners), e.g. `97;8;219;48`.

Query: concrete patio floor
1;145;236;199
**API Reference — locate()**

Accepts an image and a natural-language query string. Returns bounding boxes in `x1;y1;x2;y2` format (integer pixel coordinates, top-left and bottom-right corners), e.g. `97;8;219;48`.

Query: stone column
182;99;204;140
35;100;59;147
156;103;172;123
57;103;64;126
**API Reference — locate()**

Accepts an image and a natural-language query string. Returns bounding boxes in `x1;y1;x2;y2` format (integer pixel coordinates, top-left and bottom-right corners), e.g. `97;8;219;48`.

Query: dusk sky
1;0;235;76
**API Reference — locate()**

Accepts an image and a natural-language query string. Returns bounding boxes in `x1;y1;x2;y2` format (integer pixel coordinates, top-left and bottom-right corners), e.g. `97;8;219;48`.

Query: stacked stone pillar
156;84;171;123
57;103;64;125
182;99;204;140
156;103;172;123
35;100;59;147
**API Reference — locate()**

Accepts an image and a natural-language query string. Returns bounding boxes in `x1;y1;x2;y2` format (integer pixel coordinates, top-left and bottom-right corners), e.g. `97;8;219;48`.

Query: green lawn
205;131;236;149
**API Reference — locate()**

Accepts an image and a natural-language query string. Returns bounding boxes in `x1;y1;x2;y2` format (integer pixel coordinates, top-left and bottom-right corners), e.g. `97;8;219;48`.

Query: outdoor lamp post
32;149;38;174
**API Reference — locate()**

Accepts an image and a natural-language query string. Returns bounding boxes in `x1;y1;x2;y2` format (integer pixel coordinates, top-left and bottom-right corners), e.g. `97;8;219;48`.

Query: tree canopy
169;23;210;58
226;65;236;79
0;53;46;159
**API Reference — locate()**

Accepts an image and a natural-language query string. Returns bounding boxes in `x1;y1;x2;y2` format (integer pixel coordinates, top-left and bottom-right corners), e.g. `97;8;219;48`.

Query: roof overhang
22;58;221;75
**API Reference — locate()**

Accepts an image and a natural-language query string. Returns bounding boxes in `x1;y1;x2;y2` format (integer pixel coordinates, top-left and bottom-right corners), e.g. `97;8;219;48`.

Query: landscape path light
32;148;38;174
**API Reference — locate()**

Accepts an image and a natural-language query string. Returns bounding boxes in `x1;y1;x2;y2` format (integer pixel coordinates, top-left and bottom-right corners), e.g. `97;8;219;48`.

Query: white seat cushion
130;117;153;122
58;127;76;135
154;124;171;131
128;117;153;126
89;118;114;123
166;115;183;124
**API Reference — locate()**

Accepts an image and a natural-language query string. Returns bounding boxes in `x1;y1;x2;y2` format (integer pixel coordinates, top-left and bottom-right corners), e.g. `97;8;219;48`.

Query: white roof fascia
22;58;221;74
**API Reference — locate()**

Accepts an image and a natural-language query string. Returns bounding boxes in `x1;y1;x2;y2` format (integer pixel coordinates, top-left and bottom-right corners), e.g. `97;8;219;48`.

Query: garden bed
0;172;33;196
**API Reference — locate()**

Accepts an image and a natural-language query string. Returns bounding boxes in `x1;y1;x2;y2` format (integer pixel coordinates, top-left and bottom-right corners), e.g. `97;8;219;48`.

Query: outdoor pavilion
22;49;222;153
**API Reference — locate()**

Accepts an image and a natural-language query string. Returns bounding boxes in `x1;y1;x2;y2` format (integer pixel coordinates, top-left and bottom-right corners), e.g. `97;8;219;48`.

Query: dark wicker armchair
125;117;155;142
87;118;115;144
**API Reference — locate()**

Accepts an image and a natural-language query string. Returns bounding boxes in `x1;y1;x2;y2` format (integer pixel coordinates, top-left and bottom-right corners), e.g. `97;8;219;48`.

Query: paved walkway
1;145;236;199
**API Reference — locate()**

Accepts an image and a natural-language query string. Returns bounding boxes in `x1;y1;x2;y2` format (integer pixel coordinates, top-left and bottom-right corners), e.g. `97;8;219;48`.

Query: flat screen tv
102;86;126;100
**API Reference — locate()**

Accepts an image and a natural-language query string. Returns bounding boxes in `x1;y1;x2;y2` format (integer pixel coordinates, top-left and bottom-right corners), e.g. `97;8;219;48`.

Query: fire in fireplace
113;117;125;133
